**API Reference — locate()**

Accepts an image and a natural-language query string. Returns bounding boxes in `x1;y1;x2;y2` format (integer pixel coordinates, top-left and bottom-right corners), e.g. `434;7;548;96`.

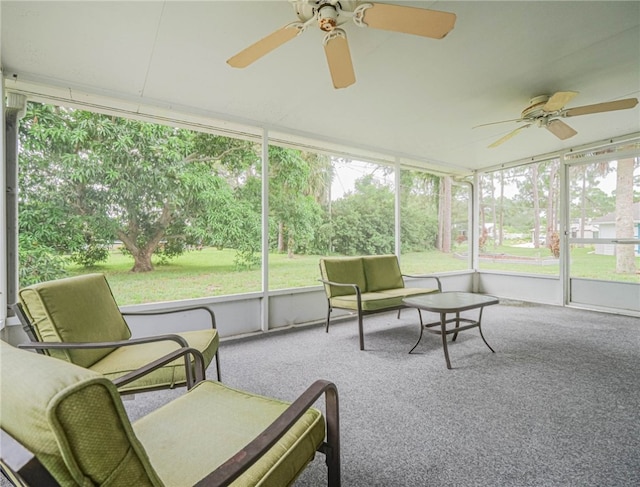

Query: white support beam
261;128;269;332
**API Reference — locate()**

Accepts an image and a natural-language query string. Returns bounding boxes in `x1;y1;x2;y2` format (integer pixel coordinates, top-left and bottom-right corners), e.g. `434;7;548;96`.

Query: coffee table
403;292;499;369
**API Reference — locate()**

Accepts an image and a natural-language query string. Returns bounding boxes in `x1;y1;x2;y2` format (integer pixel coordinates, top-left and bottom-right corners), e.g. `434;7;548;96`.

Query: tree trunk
490;173;497;248
580;166;587;240
287;234;295;259
546;160;558;245
478;176;485;251
131;250;154;272
116;209;171;273
441;176;452;253
436;179;443;251
532;164;541;249
615;158;636;274
278;221;285;253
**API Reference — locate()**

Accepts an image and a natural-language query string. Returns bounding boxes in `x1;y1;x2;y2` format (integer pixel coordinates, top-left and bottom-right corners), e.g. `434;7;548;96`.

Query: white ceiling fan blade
488;125;531;148
543;91;578;112
323;29;355;89
564;98;639;117
227;23;302;68
473;118;526;129
358;3;456;39
546;119;577;140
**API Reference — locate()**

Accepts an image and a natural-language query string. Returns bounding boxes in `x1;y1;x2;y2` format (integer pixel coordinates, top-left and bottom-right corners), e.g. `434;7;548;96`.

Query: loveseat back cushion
320;257;367;297
363;255;404;292
18;273;132;368
0;342;162;486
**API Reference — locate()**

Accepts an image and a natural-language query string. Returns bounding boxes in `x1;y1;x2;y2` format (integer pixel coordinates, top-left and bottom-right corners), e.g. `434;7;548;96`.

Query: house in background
593;202;640;256
569;222;598;239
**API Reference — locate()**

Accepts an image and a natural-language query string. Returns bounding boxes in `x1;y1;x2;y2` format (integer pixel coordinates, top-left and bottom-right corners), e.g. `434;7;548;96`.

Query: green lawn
66;245;638;305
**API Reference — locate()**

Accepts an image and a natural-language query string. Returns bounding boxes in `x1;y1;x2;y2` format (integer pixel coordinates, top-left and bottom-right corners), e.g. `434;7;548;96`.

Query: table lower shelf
408;308;495;369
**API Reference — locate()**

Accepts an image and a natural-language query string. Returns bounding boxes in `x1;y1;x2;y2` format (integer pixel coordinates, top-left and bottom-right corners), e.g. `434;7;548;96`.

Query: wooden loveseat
319;255;441;350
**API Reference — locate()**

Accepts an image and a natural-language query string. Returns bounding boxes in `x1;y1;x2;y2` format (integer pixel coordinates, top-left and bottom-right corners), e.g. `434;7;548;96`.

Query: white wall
570;278;640;313
476;272;563;306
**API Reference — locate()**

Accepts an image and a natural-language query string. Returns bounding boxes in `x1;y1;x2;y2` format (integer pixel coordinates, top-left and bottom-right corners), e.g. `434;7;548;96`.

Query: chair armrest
1;430;60;487
113;347;206;390
18;336;201;390
195;380;340;487
402;274;442;292
17;333;190;350
122;306;217;329
318;278;362;293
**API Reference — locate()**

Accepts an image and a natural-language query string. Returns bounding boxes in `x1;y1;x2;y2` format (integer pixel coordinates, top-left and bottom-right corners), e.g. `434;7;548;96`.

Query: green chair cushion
18;273;131;368
320;257;367;297
0;342;162;486
363;255;404;292
377;287;439;298
134;380;325;487
331;287;439;312
331;292;404;312
89;329;219;393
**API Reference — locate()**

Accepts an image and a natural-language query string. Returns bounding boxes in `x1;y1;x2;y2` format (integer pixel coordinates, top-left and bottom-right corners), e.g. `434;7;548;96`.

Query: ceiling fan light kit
226;0;457;89
478;91;639;148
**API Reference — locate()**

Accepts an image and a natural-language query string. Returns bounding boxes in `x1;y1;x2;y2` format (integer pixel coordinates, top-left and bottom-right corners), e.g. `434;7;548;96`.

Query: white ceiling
2;1;639;174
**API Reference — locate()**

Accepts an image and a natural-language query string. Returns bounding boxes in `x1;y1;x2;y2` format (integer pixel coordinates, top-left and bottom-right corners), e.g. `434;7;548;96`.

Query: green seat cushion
89;329;219;392
320;257;367;297
0;342;162;486
377;287;439;298
363;255;404;292
18;273;131;367
134;380;325;487
331;287;439;312
331;292;404;312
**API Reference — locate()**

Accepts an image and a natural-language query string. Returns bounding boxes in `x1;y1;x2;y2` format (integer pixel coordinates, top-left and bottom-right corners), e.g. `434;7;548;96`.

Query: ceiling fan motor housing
521;95;551;118
292;0;359;28
318;4;339;31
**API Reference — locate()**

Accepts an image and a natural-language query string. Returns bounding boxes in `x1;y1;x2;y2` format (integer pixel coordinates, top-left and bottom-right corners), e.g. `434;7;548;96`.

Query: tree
531;164;542;248
330;175;395;255
399;170;439;253
614;158;637;274
545;159;560;247
19;103;259;272
438;176;453;253
268;146;327;258
569;161;614;245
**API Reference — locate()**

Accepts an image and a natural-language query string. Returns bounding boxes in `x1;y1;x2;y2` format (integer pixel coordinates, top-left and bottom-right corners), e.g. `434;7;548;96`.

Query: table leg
452;311;461;341
440;312;452;369
477;307;495;353
408;317;424;354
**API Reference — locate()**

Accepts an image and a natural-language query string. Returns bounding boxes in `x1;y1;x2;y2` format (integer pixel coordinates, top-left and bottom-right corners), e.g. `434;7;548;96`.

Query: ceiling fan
478;91;639;148
226;0;456;89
